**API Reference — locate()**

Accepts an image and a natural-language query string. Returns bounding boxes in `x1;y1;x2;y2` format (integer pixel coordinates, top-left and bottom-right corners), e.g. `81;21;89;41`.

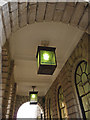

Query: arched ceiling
9;22;83;96
0;1;89;96
0;1;89;44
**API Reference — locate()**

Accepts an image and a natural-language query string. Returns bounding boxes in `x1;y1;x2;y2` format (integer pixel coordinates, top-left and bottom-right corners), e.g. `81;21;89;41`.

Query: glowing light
84;0;90;2
17;102;37;118
43;53;49;60
62;102;64;107
36;46;57;75
17;102;44;119
32;94;35;99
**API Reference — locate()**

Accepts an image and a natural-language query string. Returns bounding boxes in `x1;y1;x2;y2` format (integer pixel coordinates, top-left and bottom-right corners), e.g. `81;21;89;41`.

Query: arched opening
75;60;90;119
16;102;44;119
58;86;67;119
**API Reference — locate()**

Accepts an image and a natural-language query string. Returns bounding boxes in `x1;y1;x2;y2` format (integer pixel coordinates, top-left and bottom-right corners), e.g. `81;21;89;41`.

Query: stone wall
1;42;17;119
45;32;89;119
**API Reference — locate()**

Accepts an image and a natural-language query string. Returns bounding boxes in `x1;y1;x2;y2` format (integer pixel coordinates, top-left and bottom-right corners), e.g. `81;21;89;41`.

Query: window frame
58;86;62;119
75;60;90;119
58;86;67;119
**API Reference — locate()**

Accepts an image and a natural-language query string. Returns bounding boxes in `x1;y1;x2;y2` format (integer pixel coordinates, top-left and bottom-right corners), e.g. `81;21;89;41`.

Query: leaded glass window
58;86;67;119
75;60;90;119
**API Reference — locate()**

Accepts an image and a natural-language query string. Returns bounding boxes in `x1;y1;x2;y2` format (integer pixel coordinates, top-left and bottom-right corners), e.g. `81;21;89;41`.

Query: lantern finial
41;40;49;47
32;86;36;91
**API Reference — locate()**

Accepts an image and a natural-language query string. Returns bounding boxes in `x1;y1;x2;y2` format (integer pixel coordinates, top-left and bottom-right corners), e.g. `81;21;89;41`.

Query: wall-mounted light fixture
36;46;57;75
29;86;38;104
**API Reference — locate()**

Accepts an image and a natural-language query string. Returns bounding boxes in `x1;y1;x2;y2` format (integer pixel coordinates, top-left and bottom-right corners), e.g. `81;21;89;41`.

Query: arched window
58;86;67;119
75;60;90;119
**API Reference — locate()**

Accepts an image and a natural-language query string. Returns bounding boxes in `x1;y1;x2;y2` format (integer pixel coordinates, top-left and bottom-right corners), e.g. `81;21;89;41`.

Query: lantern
29;86;38;104
36;46;57;75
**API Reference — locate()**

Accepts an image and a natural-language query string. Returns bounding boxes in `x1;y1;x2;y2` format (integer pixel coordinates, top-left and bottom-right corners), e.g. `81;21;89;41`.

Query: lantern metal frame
29;91;38;104
36;46;57;75
29;86;38;104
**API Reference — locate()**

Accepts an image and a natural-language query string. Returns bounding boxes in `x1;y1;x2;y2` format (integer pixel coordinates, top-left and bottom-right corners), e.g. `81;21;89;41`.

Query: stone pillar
2;58;15;119
2;47;10;118
9;83;17;118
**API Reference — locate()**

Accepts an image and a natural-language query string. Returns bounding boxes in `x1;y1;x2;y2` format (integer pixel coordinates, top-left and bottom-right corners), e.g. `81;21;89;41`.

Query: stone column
2;59;14;119
9;83;17;118
2;47;9;118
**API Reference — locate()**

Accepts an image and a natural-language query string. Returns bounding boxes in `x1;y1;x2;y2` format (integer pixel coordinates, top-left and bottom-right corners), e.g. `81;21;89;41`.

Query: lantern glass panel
40;50;56;65
30;93;38;103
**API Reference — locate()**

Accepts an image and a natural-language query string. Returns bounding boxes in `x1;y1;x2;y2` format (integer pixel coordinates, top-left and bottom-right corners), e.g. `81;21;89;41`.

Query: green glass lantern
29;91;38;104
36;46;57;75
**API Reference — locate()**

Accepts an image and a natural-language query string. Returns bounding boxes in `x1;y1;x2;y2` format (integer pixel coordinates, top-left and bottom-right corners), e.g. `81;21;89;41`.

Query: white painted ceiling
9;22;84;96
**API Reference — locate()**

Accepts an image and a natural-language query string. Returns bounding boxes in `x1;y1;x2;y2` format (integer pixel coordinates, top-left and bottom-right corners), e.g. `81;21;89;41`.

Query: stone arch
55;76;69;118
14;95;45;118
0;1;89;47
16;101;44;118
56;82;62;118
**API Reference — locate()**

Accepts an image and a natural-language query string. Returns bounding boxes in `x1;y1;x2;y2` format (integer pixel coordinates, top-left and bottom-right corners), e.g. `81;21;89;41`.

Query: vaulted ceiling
9;22;84;96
